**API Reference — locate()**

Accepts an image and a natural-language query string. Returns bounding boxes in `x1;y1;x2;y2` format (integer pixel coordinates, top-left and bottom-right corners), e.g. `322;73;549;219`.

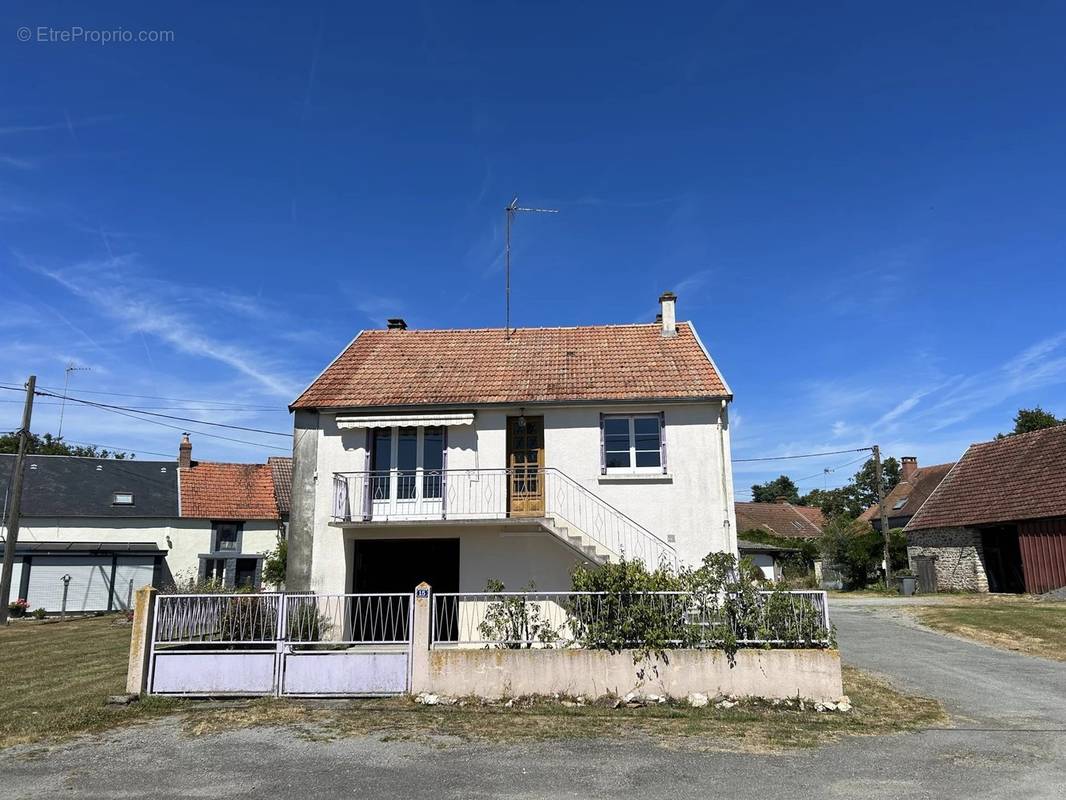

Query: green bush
32;608;46;620
477;580;560;649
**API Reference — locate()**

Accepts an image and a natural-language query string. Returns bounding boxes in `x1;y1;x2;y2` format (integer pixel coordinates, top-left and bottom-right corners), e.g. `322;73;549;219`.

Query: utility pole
0;375;35;625
872;444;892;584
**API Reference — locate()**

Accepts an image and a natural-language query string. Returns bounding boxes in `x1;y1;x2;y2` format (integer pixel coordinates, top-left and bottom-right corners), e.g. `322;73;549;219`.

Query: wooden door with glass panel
507;415;544;516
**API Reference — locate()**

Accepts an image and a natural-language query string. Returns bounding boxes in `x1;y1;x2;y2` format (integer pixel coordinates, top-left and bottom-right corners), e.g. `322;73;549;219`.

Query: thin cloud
25;255;301;398
0;155;37;169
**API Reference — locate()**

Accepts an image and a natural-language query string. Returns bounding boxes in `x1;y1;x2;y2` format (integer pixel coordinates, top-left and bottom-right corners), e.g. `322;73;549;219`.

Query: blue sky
3;2;1065;498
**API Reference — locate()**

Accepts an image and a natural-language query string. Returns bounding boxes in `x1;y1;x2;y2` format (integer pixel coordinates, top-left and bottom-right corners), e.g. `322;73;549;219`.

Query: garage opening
352;538;460;594
980;526;1025;593
352;538;460;642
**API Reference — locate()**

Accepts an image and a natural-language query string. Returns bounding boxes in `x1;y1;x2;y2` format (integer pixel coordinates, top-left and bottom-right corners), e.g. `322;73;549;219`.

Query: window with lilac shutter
600;414;665;473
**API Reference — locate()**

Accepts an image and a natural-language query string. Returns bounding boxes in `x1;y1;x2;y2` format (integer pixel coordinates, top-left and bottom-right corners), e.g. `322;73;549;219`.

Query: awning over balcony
335;412;475;429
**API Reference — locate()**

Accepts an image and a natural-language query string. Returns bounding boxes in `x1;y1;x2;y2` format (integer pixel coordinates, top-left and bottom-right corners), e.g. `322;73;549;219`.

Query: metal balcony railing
332;467;677;567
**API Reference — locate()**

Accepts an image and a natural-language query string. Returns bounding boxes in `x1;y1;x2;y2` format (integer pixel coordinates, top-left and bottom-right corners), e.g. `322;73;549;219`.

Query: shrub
477;580;559;648
262;535;287;589
32;607;47;620
7;599;29;618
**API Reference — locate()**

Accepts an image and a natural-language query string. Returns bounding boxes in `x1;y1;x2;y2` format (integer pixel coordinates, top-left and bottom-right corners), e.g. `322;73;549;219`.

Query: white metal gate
147;592;413;697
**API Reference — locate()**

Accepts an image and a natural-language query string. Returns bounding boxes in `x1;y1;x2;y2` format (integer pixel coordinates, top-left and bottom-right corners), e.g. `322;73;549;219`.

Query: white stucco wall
308;401;737;592
12;517;281;588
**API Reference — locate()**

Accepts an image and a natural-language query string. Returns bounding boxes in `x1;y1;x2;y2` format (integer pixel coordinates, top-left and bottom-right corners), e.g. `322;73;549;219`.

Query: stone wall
908;527;989;592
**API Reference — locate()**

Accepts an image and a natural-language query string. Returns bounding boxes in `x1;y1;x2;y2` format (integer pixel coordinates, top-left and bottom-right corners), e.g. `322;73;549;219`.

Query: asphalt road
3;600;1066;799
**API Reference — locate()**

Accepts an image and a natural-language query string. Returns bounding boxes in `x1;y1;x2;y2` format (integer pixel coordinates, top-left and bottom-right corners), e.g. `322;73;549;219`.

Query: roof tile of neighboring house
859;462;955;523
291;323;729;410
905;425;1066;531
734;501;825;539
269;456;293;517
179;462;280;520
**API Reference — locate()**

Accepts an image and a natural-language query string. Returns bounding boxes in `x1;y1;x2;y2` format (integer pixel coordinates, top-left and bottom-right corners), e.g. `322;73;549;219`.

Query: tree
799;486;857;518
262;536;287;588
0;431;130;459
750;474;800;504
997;406;1064;438
851;456;900;510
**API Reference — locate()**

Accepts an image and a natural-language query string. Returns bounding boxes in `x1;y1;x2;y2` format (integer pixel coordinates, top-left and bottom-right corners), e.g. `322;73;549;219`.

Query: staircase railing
540;469;678;569
331;468;678;568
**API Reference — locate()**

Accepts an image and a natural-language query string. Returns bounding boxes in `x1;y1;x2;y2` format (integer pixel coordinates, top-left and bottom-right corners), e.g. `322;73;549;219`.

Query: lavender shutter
659;411;667;474
362;429;372;521
442;427;449;519
599;413;606;474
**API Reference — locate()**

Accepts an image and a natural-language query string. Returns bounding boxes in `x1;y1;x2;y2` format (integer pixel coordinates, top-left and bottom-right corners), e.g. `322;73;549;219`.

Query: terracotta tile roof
179;462;280;520
905;425;1066;531
735;501;825;539
859;462;955;523
291;323;729;410
268;456;293;517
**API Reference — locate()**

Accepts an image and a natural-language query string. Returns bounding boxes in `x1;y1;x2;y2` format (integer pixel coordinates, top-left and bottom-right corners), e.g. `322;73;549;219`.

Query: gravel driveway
3;598;1065;799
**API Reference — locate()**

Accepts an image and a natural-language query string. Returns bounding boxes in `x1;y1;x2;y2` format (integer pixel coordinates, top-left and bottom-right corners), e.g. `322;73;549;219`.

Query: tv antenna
57;362;91;439
505;196;558;339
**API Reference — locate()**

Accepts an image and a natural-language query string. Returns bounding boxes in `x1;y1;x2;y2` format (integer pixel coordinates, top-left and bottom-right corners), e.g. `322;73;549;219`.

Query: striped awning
335;412;475;429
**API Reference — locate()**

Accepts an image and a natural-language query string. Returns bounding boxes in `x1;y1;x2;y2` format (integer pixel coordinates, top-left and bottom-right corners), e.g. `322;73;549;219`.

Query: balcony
331;468;677;568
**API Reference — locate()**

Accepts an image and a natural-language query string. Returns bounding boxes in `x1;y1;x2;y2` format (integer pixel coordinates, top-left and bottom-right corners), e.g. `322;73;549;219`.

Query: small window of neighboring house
214;523;240;552
892;497;909;511
601;415;665;473
113;492;134;506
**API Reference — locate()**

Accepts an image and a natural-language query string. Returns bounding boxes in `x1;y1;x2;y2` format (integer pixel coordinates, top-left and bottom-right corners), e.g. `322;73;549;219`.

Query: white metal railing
332;467;677;567
431;590;831;649
152;592;412;647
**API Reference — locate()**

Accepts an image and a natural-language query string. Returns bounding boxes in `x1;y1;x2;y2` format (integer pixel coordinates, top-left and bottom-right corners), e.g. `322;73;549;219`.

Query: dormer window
113;492;134;506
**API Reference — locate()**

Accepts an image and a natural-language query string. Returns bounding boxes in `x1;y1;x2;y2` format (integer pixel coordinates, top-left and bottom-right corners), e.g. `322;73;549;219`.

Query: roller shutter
26;556;112;613
111;556;156;611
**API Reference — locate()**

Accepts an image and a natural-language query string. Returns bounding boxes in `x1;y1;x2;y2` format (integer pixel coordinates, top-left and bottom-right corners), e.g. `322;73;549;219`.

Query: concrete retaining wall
419;647;844;703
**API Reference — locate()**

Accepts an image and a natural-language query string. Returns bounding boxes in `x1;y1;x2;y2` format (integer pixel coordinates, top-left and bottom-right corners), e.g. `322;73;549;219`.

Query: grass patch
909;595;1066;661
181;666;945;752
0;616;182;748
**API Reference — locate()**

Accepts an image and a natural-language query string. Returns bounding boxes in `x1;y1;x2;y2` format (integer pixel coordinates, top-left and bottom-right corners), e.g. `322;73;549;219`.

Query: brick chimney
659;292;677;337
178;433;192;469
901;456;918;482
774;496;790;504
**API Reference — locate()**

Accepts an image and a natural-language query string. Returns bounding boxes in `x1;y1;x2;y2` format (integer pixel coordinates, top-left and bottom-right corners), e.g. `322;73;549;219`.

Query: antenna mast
505;195;559;339
58;362;91;439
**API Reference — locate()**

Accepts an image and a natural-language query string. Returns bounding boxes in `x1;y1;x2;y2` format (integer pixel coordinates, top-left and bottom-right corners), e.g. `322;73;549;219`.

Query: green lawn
0;615;945;751
910;596;1066;661
0;616;178;748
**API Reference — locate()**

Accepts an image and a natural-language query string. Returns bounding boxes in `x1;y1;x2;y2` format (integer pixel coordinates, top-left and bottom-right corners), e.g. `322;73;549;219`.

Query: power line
0;381;280;411
0;386;289;451
59;439;176;459
732;446;872;463
27;389;291;438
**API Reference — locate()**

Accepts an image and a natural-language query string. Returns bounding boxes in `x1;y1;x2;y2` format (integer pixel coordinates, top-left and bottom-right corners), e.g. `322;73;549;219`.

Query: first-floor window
602;415;664;472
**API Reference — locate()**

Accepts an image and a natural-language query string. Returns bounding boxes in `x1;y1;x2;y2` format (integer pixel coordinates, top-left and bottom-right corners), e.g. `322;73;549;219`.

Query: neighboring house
737;539;799;582
0;437;291;612
905;426;1066;594
287;292;737;595
734;500;825;539
859;457;954;531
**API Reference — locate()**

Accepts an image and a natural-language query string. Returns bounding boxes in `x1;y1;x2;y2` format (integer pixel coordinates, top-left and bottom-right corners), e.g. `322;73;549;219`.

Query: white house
286;292;737;595
0;439;290;613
